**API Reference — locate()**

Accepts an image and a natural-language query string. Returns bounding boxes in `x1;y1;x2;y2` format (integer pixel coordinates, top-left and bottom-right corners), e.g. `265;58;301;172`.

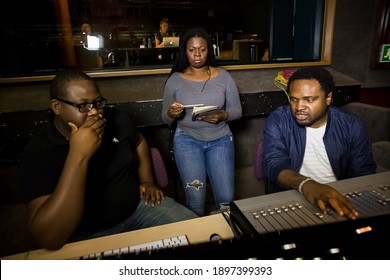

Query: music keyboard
2;214;234;260
230;171;390;236
74;235;189;260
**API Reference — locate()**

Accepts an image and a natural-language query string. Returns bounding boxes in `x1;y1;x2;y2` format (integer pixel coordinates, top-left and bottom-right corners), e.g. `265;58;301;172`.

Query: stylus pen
181;104;204;108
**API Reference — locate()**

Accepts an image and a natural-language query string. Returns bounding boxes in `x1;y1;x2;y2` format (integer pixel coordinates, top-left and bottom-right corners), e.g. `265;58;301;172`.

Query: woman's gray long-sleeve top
162;68;242;141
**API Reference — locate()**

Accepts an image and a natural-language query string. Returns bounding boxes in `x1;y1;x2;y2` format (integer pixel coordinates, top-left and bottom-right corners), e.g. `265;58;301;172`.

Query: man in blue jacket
263;67;376;220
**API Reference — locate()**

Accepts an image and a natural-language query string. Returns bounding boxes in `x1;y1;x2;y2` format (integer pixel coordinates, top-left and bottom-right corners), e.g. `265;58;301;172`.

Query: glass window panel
0;0;333;82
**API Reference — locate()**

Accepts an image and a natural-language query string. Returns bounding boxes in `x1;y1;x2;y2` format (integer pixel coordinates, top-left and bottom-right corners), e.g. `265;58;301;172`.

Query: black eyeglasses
56;97;107;113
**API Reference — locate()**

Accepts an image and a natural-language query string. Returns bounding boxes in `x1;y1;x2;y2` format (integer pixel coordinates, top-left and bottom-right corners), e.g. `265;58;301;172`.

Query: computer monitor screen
85;35;103;50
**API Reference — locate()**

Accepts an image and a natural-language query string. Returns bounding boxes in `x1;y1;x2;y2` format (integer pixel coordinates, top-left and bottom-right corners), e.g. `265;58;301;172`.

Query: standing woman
161;27;242;216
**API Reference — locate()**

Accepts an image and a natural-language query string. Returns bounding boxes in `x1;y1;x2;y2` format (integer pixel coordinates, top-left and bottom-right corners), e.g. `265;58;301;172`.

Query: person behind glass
161;27;242;216
81;23;92;44
20;70;197;250
80;23;104;67
154;18;174;48
263;67;377;220
81;23;105;50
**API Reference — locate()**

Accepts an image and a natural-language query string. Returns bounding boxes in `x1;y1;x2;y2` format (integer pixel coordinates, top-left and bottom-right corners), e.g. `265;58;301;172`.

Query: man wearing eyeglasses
20;70;197;250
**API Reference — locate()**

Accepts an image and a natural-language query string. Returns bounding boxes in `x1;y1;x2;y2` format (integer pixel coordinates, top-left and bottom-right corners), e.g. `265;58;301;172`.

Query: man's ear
326;92;333;105
50;99;61;115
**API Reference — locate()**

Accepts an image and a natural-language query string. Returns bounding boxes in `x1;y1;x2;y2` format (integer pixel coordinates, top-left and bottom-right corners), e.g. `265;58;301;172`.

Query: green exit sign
380;44;390;63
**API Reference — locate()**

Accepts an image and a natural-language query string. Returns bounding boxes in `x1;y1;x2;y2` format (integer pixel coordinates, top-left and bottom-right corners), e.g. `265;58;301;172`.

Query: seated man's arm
135;134;165;207
26;116;105;250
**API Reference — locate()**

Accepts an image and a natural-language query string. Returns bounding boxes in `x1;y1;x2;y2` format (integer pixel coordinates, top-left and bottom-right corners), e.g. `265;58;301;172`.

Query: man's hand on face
68;113;106;158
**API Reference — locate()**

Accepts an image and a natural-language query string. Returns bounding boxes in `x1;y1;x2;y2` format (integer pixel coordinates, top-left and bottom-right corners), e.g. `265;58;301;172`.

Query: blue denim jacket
263;105;377;193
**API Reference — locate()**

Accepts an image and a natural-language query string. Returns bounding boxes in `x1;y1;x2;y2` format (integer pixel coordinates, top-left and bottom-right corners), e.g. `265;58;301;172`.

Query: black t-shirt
20;108;141;235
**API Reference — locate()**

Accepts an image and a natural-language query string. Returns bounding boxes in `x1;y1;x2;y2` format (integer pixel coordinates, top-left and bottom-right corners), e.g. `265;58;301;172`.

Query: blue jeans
74;197;197;241
173;128;235;216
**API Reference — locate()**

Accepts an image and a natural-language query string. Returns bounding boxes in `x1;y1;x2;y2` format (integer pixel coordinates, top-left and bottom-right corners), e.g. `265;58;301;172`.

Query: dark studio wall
332;0;389;88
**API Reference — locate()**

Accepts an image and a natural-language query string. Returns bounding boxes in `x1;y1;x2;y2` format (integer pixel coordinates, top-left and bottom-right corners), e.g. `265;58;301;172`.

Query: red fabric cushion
255;139;265;181
150;147;169;188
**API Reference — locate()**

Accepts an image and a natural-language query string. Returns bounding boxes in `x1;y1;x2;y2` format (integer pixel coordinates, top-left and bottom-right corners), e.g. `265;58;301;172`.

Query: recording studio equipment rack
229;171;390;236
104;172;390;260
